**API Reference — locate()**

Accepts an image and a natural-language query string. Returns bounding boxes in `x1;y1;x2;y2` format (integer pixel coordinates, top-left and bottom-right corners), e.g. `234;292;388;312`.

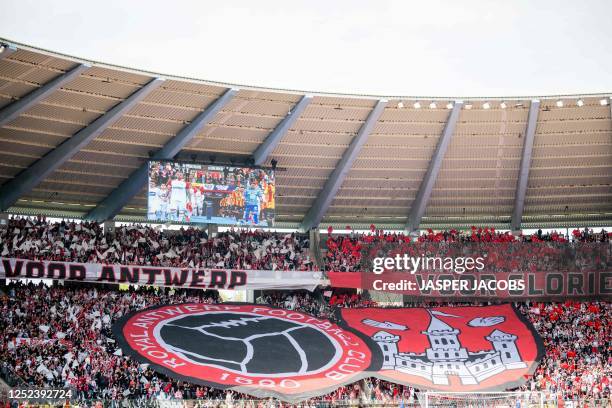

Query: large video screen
147;161;275;226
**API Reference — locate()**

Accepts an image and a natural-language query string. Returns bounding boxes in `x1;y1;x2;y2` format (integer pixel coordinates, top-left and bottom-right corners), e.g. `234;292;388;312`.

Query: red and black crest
113;303;373;402
114;303;542;401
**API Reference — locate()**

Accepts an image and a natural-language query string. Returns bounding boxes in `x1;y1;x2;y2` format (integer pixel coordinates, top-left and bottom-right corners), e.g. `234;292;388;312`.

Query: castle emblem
368;310;527;385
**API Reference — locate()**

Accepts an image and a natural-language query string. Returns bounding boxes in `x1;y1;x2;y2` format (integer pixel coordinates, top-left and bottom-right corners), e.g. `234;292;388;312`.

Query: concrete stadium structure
0;39;610;231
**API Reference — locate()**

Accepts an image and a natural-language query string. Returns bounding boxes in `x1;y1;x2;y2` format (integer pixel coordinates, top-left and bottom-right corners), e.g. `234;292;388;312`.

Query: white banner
0;258;322;291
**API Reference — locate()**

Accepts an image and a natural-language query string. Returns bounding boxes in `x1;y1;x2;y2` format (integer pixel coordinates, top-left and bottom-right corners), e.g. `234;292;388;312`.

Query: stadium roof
0;39;610;230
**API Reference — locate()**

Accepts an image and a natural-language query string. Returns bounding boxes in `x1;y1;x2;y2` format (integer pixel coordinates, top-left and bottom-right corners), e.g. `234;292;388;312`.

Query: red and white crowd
0;282;609;406
0;217;610;406
1;216;609;274
324;226;610;272
516;301;610;402
0;283;398;406
0;217;314;271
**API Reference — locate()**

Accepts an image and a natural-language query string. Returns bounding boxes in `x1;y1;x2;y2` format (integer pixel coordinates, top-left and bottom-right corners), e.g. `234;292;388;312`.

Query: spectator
0;216;315;271
0;282;608;404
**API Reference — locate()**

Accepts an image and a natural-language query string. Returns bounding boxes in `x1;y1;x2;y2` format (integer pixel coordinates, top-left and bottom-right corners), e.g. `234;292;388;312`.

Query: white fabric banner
0;258;322;291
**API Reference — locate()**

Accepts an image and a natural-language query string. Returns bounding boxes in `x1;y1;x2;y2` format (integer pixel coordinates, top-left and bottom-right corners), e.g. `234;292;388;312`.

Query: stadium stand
0;39;610;407
0;283;609;405
324;227;609;272
0;217;314;270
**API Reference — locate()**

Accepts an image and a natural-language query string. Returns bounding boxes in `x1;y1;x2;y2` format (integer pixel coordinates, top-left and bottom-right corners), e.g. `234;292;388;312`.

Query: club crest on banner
114;303;543;402
338;304;544;392
113;304;373;402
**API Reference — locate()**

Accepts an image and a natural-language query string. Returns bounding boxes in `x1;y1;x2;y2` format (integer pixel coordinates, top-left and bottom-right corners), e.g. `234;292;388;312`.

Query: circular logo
155;311;341;376
114;304;372;401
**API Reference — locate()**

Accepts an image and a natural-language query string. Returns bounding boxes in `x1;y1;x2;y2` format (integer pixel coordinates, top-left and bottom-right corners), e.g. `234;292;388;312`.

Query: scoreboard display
147;161;275;226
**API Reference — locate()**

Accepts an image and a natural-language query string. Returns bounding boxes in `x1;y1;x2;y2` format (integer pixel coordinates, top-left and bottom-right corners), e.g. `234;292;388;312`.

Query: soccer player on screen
170;171;188;221
147;163;161;219
190;185;202;216
158;183;170;219
243;179;263;225
262;174;275;222
189;185;198;216
148;179;160;219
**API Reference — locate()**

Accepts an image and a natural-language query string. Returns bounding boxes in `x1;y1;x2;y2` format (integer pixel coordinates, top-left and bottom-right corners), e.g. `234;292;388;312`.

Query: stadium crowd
324;226;610;272
0;217;314;271
0;283;407;406
0;282;609;406
0;217;610;406
517;301;611;402
1;216;609;275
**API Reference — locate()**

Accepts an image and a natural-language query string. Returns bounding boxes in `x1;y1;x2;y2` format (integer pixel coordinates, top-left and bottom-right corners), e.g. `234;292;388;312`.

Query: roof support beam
511;99;540;231
253;95;312;165
0;63;89;128
300;99;388;231
0;43;17;60
84;88;238;221
406;101;463;233
0;77;164;212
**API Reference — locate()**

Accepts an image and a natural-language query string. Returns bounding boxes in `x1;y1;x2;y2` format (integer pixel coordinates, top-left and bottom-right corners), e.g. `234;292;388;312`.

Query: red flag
339;304;543;393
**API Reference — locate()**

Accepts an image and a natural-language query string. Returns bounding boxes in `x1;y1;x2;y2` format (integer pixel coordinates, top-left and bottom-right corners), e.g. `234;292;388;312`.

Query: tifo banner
113;303;542;402
113;303;374;402
337;304;543;393
328;270;612;300
0;258;322;291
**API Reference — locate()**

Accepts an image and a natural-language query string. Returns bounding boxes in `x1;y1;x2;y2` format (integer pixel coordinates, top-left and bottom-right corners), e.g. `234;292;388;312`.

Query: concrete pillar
309;228;322;268
207;223;218;238
103;220;116;235
368;291;403;305
0;213;7;286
